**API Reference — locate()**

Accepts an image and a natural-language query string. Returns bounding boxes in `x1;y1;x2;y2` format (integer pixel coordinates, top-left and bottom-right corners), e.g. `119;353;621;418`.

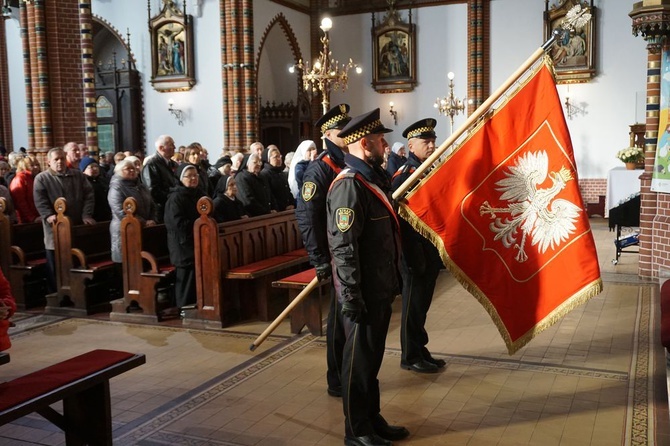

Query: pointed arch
255;13;303;93
91;15;138;67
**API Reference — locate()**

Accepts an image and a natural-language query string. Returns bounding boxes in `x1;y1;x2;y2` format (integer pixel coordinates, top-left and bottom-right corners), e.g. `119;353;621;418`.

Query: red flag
400;58;602;354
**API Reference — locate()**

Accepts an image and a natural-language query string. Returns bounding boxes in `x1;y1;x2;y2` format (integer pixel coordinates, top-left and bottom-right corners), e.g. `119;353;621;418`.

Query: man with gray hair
141;135;178;223
63;142;82;170
33;147;95;293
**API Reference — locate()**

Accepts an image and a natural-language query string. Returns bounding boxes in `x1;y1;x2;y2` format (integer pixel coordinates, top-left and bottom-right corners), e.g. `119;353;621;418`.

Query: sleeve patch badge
302;181;317;202
336;207;354;232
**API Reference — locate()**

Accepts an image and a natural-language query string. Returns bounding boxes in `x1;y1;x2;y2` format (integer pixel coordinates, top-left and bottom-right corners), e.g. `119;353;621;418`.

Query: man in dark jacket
327;108;408;446
296;103;351;398
33;148;95;293
392;118;446;374
141;135;178;223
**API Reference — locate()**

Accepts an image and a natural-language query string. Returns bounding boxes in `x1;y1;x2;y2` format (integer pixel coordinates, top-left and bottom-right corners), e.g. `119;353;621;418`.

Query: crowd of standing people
0;103;447;445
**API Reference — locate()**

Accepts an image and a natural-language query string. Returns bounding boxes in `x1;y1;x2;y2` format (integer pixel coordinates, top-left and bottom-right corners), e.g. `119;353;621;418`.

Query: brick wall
44;0;85;146
579;178;606;205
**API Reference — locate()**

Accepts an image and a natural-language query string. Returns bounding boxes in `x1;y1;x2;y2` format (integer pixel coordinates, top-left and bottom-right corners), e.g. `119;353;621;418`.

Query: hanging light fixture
434;71;467;135
291;17;362;115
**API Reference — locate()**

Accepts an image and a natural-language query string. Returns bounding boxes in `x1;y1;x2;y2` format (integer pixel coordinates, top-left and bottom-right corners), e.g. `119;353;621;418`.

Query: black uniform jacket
326;154;402;304
296;138;346;267
391;152;442;272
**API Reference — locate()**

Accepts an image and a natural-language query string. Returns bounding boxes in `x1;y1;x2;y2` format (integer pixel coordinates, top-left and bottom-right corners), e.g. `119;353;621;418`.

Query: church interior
2;0;670;444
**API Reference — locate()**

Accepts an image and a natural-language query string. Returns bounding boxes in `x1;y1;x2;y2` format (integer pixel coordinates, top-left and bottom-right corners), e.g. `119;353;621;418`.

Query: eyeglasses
183;174;199;179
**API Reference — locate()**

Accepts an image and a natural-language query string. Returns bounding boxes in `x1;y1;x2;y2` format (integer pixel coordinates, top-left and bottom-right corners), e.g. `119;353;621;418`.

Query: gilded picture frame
149;0;195;92
544;0;596;84
371;5;416;93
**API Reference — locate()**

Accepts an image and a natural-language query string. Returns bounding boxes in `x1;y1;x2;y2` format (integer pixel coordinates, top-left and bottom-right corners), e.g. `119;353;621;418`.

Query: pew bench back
0;198;47;308
46;198;115;316
192;197;308;326
110;197;175;323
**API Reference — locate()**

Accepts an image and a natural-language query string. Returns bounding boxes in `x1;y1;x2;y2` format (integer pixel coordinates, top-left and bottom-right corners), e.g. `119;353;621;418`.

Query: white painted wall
1;0;651;177
5;16;27;150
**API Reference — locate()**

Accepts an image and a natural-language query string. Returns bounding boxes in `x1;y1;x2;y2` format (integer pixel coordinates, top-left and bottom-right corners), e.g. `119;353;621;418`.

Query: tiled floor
0;218;668;445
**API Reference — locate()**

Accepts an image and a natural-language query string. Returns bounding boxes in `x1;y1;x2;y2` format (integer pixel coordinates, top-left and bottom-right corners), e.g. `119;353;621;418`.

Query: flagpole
249;277;319;351
392;35;559;201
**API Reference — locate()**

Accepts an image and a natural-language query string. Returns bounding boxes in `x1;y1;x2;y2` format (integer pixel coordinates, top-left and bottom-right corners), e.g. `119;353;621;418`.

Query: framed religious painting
371;1;416;93
544;0;596;84
149;0;195;92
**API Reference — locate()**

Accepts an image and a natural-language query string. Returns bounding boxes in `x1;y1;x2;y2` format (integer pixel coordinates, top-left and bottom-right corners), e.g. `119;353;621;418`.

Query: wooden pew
109;197;175;323
189;197;309;328
45;198;116;316
272;268;330;336
0;197;47;309
0;349;145;445
8;222;48;309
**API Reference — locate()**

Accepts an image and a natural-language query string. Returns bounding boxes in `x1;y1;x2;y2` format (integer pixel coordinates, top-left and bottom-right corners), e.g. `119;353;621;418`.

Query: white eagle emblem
479;150;582;263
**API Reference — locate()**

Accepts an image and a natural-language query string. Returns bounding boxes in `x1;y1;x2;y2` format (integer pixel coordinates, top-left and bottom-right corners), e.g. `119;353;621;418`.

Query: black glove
341;299;367;324
315;262;332;282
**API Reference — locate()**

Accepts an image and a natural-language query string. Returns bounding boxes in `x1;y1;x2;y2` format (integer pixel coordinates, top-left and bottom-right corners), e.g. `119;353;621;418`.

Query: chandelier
434;71;467;134
290;18;362;115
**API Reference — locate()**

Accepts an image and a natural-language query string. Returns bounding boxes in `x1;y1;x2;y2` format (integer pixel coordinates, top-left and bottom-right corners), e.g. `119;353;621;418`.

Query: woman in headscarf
235;153;274;217
184;143;210;196
260;145;294;211
107;159;156;264
288;140;317;199
213;175;248;222
386;142;407;176
164;163;205;309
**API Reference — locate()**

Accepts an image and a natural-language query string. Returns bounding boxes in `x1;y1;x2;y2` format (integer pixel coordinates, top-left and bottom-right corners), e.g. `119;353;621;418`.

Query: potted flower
616;146;644;170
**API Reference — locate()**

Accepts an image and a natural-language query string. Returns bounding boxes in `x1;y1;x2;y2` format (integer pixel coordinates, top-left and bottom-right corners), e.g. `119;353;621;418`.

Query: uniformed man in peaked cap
392;118;446;374
296;103;351;398
327;108;409;446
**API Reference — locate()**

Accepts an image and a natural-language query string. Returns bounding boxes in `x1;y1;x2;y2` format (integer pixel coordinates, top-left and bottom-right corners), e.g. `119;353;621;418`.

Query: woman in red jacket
0;269;16;351
9;157;40;223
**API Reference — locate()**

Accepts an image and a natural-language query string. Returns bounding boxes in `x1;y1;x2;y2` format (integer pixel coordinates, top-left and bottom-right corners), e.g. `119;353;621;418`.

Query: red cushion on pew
228;255;296;274
0;349;135;412
277;269;316;286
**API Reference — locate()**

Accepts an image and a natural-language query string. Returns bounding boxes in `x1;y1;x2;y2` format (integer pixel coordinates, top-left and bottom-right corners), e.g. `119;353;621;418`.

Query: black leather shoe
426;356;447;369
372;415;409;441
344;433;392;446
401;359;438;373
327;386;342;397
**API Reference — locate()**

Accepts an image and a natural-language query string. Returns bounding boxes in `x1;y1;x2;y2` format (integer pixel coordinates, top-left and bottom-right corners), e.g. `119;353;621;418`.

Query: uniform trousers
326;287;345;391
400;262;440;364
341;297;393;437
